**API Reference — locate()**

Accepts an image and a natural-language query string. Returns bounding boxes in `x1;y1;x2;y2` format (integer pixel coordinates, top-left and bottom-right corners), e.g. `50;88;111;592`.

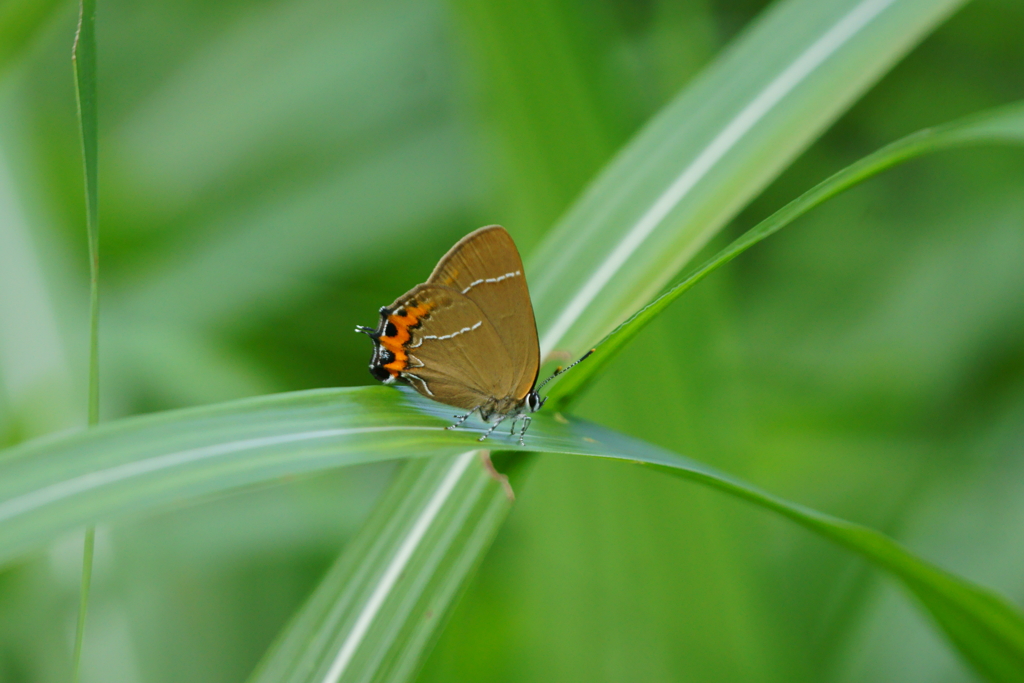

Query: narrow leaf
248;454;516;683
551;100;1024;401
71;0;99;679
1;386;1021;679
73;0;99;426
526;0;966;361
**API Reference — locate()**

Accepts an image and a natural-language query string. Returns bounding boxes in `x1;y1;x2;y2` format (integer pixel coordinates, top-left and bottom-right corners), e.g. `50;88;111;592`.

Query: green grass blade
73;0;99;427
247;454;516;683
568;421;1024;683
0;388;461;564
71;0;99;679
71;527;94;683
527;0;966;362
1;386;1021;679
551;100;1024;401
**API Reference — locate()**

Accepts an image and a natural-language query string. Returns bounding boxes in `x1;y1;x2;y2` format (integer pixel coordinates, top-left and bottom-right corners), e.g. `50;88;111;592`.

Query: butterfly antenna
536;348;595;392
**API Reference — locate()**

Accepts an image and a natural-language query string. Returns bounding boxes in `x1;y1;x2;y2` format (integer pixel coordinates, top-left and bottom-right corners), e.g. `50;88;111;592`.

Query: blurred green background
1;0;1023;681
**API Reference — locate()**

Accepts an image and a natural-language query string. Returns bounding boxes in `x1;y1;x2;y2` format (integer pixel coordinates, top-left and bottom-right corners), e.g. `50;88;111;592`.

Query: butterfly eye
527;391;544;412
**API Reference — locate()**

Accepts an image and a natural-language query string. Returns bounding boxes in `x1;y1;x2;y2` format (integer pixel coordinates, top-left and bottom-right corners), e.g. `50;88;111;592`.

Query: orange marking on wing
379;301;434;376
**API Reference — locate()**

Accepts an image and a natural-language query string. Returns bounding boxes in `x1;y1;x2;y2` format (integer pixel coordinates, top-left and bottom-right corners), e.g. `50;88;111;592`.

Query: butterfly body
357;226;544;444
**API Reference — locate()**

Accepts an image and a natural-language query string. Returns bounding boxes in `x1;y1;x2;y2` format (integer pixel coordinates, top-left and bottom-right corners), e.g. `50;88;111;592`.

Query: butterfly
357;225;587;445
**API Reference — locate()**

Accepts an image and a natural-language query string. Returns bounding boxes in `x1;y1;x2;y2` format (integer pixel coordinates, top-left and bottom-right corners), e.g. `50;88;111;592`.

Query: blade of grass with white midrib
529;0;964;360
539;0;899;355
551;100;1024;402
4;383;1022;680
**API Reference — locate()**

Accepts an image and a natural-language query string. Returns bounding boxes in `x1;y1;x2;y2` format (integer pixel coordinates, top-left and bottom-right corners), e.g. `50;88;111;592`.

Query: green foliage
1;0;1023;682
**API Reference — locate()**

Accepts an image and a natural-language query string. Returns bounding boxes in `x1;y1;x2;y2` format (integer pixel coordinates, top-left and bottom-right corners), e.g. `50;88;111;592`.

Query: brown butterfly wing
427;225;540;401
388;284;515;411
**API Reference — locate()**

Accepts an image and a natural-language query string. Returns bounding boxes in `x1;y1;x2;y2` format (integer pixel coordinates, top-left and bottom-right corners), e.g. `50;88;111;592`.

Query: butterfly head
526;389;545;413
355;306;402;384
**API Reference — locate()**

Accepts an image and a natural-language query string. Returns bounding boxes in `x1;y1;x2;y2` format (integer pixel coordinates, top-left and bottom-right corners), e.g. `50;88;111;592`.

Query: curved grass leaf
247;453;517;683
550;100;1024;403
1;386;1022;679
526;0;966;361
0;388;461;564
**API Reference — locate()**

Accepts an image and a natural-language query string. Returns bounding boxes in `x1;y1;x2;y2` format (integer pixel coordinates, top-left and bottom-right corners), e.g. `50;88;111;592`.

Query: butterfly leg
517;416;532;447
446;411;474;431
509;415;520;436
477;416;505;442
